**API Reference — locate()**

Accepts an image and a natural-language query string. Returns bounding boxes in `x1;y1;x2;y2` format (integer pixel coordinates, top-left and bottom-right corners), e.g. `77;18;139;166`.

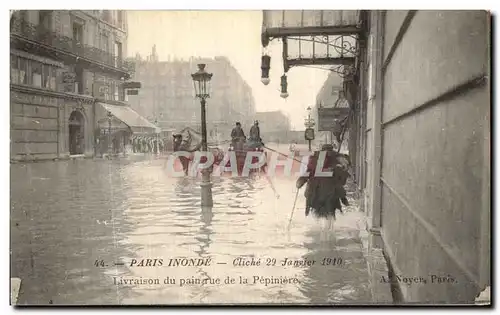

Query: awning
99;103;160;134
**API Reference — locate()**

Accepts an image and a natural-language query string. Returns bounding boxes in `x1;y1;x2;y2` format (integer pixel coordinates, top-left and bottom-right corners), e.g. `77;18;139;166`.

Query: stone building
261;10;490;303
10;10;156;161
127;47;256;142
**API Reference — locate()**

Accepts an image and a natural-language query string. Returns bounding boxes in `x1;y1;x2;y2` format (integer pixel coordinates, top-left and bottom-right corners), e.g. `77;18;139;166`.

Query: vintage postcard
9;9;491;306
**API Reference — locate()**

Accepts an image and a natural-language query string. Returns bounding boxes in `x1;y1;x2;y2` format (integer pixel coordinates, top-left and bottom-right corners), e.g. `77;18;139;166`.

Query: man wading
296;144;350;219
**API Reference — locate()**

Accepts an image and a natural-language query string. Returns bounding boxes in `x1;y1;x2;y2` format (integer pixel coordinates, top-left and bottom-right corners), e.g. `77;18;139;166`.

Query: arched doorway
69;110;85;155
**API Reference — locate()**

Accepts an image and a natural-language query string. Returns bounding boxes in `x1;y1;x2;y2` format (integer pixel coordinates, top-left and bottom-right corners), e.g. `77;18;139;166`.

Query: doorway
69;110;85;155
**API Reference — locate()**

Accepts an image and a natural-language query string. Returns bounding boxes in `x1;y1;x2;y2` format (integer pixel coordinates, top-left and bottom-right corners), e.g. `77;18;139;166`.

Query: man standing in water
296;144;350;218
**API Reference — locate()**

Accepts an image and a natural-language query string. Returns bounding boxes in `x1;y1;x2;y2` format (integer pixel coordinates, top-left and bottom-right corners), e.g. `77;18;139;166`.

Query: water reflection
11;159;372;305
10;160;142;304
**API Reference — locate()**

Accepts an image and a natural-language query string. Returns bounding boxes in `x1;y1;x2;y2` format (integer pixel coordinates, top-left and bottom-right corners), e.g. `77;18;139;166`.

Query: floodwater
10;145;371;305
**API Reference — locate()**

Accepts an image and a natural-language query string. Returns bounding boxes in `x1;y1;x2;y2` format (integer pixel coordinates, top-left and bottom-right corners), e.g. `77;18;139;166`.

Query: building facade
10;10;155;161
127;47;257;142
254;110;292;143
260;10;490;303
360;10;490;303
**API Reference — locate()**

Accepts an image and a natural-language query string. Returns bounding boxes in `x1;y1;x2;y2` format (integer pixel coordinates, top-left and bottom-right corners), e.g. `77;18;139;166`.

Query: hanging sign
317;107;349;131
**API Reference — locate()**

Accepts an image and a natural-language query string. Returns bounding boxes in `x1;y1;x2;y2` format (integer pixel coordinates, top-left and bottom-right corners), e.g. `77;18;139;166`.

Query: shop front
96;102;160;156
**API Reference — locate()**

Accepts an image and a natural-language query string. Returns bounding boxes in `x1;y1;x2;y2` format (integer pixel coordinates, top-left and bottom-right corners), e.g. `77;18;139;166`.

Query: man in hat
249;120;261;143
231;122;246;149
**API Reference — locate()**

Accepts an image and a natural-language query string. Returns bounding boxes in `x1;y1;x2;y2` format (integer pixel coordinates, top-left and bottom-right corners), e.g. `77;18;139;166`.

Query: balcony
10;16;134;78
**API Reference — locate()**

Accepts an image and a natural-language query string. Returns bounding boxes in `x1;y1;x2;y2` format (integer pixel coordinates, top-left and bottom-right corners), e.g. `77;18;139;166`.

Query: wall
10;90;59;161
365;10;490;303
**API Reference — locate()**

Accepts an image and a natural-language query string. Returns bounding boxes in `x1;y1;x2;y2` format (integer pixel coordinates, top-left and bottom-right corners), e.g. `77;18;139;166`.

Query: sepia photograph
8;8;491;306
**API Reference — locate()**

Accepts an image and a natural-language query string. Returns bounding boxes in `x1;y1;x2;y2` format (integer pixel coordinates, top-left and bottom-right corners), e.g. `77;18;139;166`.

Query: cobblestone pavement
11;152;372;305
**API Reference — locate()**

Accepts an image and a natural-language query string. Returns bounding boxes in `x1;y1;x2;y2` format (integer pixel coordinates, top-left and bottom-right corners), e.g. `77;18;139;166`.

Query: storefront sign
123;81;142;89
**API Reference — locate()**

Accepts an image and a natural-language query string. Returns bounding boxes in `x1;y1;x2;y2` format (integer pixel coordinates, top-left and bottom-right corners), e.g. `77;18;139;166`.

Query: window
49;67;57;90
39;11;52;31
103;10;112;23
31;61;42;87
114;82;119;101
19;58;29;85
72;22;83;47
101;34;109;53
115;41;123;67
10;55;19;84
42;64;51;89
117;11;123;28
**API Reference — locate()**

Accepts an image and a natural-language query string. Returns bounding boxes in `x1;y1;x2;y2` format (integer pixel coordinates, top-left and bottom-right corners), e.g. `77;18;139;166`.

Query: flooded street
11;154;371;305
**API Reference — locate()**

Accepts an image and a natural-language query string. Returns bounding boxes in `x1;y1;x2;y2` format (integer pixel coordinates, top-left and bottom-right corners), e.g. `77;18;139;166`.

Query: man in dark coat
249;120;261;142
231;122;246;149
296;144;350;219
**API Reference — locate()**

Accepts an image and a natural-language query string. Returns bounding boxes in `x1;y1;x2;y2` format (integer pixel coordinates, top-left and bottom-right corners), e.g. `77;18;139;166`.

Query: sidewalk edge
356;215;393;304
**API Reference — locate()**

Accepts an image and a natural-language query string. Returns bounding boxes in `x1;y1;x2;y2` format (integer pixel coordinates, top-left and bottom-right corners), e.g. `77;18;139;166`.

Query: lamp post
107;111;112;157
192;64;213;207
154;117;160;155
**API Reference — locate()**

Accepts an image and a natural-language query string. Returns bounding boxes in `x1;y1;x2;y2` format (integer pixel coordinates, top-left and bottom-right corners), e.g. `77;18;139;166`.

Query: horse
172;129;224;176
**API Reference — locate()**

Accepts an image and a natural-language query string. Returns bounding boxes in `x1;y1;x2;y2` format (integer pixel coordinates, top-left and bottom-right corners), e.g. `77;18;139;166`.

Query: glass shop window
32;61;42;88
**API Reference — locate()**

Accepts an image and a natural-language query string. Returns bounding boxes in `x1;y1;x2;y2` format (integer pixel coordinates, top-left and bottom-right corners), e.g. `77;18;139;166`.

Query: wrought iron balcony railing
10;16;135;75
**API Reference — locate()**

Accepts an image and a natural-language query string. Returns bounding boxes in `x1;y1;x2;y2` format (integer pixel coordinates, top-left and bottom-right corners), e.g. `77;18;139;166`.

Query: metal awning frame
262;10;369;80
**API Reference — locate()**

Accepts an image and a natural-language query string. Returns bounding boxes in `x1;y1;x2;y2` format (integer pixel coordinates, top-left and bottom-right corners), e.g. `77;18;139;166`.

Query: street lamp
107;111;112;157
261;54;271;85
280;74;289;99
191;64;213;207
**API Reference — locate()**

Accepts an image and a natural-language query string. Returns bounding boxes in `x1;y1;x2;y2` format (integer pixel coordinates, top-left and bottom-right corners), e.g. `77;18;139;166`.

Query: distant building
254;110;291;142
127;47;257;143
10;10;155;161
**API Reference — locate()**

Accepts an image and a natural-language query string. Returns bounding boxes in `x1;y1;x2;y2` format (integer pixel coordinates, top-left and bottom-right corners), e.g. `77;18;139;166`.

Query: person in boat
249;120;261;142
248;120;264;149
296;144;350;219
231;122;246;149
